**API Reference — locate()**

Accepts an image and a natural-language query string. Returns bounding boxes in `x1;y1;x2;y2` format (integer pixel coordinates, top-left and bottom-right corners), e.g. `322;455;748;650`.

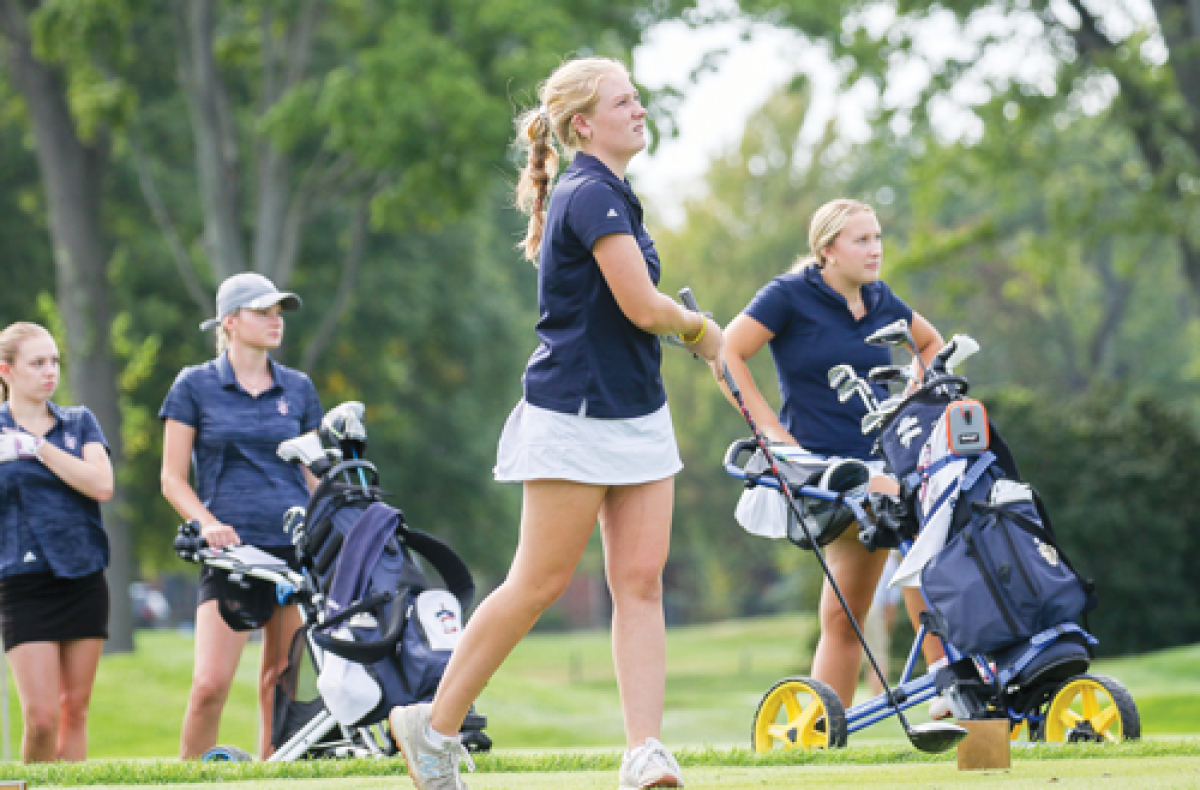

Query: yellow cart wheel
1044;673;1140;744
751;676;847;752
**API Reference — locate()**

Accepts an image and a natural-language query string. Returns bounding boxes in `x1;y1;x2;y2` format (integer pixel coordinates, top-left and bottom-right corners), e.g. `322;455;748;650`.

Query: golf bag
270;458;489;752
876;384;1097;690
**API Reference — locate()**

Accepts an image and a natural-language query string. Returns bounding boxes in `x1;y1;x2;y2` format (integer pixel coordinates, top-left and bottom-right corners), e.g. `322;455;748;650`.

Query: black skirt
0;570;110;650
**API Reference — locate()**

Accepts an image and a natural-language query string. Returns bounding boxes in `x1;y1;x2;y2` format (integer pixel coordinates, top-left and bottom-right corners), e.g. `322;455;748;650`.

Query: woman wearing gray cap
160;272;323;759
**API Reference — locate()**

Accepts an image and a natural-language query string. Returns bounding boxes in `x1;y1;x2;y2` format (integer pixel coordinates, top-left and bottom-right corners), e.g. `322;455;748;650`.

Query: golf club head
827;364;854;389
907;721;969;753
864;319;911;347
867;364;912;387
837;379;858;402
861;411;886;434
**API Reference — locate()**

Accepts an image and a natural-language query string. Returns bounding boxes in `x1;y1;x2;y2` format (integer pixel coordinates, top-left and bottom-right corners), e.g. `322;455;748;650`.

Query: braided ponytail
516;110;560;263
513;57;629;265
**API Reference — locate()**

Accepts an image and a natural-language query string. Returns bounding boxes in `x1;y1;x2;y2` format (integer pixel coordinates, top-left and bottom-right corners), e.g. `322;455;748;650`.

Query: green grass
1;741;1199;787
0;615;1197;760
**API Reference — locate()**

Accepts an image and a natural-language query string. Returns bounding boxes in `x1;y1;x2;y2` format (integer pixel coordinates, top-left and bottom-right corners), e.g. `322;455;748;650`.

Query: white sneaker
390;703;474;790
619;737;683;789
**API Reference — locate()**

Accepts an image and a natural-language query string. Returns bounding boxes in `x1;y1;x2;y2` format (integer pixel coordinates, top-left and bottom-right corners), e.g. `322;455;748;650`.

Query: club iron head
861;411;886;434
864;319;912;347
906;721;969;753
837;379;858;402
867;364;912;386
827;364;854;389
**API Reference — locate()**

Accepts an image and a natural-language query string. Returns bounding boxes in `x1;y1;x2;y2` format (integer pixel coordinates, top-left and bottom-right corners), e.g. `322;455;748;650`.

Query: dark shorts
197;544;301;608
0;570;110;651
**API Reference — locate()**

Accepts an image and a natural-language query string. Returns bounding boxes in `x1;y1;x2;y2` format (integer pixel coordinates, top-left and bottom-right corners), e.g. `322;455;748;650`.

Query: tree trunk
0;0;134;652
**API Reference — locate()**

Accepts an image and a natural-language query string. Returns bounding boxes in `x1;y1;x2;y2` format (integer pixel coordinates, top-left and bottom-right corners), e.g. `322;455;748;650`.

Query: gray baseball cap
199;272;302;331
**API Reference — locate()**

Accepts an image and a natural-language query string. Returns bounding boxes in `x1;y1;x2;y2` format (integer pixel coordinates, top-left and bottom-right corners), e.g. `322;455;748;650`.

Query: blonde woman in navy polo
160;273;322;759
389;58;722;790
722;199;947;710
0;322;114;762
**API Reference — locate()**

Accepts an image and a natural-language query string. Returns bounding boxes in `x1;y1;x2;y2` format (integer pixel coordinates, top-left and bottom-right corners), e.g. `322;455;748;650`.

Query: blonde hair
0;322;53;402
216;324;231;355
792;199;875;272
514;57;630;263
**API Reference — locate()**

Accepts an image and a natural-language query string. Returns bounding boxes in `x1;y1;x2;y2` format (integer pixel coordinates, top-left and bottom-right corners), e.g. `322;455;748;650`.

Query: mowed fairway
10;754;1200;789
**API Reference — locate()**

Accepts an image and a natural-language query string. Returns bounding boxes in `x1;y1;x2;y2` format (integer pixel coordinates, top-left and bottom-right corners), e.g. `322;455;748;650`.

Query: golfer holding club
721;198;948;711
160;273;322;759
390;56;721;790
0;322;113;762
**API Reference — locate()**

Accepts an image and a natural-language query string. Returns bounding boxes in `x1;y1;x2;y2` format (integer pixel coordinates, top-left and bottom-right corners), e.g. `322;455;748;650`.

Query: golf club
827;363;854;389
680;288;967;755
865;319;928;382
929;334;980;376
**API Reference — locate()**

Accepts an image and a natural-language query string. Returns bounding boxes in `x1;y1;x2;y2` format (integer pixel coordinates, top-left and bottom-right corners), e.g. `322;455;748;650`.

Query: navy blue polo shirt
159;354;322;547
0;402;110;579
523;152;666;419
745;265;913;460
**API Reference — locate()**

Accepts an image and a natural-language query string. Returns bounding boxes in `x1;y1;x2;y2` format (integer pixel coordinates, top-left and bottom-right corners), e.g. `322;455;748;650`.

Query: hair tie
534;195;544;213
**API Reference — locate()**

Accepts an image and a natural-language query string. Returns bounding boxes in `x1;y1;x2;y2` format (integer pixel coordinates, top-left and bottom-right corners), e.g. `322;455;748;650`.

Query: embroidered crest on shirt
607;208;619;217
23;551;36;563
277;396;290;415
65;434;77;450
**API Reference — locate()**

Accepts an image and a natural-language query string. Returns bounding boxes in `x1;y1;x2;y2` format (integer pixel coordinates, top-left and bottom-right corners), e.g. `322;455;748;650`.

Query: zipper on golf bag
963;526;1020;636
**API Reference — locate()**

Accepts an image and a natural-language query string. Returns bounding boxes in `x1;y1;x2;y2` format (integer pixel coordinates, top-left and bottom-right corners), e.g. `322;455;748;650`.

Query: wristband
681;318;707;345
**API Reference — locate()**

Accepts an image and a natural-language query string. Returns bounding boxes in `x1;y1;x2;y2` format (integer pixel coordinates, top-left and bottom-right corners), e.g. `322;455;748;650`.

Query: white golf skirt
494;399;683;485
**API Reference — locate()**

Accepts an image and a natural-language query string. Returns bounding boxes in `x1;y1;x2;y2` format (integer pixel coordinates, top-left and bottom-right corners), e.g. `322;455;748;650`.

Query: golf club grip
678;287;700;312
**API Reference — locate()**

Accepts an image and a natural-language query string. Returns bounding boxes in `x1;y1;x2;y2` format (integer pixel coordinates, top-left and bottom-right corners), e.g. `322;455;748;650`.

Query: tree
729;0;1200;301
0;0;135;651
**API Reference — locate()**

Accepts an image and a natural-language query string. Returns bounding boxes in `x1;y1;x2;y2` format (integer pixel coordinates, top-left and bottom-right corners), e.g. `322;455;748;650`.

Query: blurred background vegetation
0;0;1197;658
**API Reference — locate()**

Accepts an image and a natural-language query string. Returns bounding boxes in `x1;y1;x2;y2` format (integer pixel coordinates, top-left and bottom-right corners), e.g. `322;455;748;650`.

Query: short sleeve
159;368;200;427
567;181;633;249
744;276;796;336
300;375;323;434
873;281;914;325
78;408;109;450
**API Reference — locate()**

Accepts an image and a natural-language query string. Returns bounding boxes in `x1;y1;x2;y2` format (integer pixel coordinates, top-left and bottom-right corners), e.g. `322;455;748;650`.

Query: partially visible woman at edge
389;57;722;790
0;322;114;762
720;198;948;710
160;273;322;759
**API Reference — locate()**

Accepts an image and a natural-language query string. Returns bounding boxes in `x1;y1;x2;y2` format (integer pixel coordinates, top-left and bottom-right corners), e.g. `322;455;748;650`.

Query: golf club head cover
277;432;327;468
320;401;367;453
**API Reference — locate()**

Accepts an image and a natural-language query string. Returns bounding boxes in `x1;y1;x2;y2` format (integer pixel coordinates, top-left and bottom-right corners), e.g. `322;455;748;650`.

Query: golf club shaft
679;290;916;730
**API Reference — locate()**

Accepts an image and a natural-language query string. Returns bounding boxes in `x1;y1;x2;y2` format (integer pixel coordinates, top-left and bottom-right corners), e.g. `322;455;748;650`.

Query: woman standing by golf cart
160;273;322;759
0;322;113;763
389;57;722;790
721;198;945;709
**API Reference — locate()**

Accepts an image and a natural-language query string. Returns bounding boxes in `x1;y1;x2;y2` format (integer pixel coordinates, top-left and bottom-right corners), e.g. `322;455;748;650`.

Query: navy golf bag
875;379;1098;709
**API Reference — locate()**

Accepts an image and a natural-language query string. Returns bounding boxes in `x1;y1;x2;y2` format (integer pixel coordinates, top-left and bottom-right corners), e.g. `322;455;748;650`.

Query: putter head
908;721;969;753
864;319;911;347
827;364;854;389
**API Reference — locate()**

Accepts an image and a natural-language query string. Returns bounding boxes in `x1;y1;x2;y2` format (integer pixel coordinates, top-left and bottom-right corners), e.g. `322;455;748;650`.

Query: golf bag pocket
921;496;1089;656
396;590;463;703
317;627;384;725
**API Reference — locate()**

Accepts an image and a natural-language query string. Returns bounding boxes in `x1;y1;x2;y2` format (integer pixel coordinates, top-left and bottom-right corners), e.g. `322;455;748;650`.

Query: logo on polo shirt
65;434;77;450
23;551;36;563
277;396;290;415
607;208;619;218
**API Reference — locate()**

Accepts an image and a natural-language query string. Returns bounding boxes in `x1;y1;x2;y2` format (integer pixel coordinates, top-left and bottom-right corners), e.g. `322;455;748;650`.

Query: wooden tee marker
956;719;1011;771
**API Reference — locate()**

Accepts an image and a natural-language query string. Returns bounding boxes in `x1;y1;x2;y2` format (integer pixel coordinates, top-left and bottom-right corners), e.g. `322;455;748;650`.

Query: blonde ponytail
513;57;629;264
